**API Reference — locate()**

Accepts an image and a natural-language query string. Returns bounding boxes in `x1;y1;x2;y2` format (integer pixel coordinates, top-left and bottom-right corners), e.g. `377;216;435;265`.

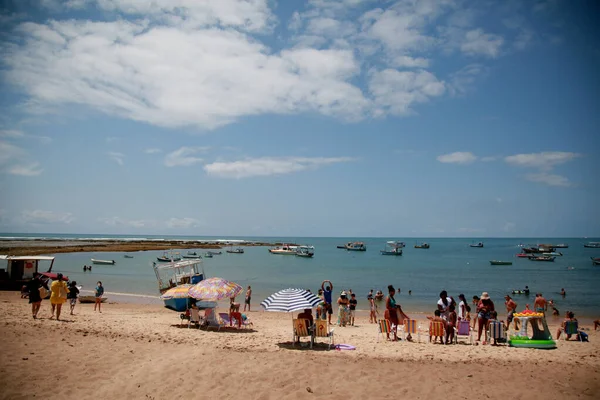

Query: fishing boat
182;254;201;259
591;257;600;266
554;244;569;248
414;242;430;249
345;242;367;251
79;296;107;303
153;259;207;311
529;256;555;262
157;250;181;262
204;252;213;258
542;252;563;257
380;241;403;256
269;244;297;255
295;245;315;258
470;242;484;248
207;251;222;255
336;245;346;249
187;251;197;256
226;248;244;254
516;253;530;258
123;255;134;258
584;242;600;248
91;259;115;265
490;260;512;265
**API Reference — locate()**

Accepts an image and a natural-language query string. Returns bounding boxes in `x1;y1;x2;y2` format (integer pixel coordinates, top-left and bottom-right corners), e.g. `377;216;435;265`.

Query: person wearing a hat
476;292;495;344
337;291;350;327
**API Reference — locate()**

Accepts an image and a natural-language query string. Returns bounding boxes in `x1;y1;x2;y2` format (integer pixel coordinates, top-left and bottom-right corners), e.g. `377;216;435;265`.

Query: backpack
579;330;589;342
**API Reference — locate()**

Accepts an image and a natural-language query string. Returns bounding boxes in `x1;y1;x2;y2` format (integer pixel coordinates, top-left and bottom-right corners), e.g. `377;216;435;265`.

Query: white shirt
437;297;453;319
458;300;466;320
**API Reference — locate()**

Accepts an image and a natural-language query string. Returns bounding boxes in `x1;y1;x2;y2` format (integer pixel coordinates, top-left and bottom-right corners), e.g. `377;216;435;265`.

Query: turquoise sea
3;234;600;317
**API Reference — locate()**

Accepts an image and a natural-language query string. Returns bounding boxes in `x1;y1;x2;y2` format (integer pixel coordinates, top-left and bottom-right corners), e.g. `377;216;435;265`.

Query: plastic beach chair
204;308;224;331
314;319;334;349
188;308;201;329
454;320;472;345
487;321;507;345
429;321;445;343
377;319;392;342
293;318;313;348
562;321;581;341
401;319;420;342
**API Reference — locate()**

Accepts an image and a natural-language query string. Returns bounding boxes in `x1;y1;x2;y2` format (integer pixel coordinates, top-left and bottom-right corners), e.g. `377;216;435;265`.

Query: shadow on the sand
169;324;257;333
276;341;333;351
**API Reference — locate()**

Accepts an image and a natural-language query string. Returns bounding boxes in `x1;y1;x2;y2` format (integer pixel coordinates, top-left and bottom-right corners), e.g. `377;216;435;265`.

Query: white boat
295;245;314;258
542;252;563;257
153;259;205;294
381;241;403;256
345;242;366;251
91;259;115;265
269;244;297;255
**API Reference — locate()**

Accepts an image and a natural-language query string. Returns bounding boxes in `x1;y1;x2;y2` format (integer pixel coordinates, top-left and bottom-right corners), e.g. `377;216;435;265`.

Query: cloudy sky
1;0;598;237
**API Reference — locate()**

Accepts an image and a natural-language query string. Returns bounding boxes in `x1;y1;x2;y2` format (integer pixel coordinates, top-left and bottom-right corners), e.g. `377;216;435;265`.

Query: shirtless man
504;295;517;327
533;293;547;313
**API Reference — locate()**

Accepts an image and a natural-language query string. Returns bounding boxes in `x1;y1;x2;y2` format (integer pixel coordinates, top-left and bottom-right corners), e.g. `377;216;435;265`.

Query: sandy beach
0;291;598;399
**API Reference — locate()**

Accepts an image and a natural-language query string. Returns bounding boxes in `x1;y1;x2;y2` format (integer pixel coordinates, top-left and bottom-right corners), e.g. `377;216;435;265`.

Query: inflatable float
508;309;556;349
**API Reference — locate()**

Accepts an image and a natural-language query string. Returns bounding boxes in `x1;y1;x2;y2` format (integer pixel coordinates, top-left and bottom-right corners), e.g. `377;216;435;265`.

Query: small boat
542;252;562;257
554;244;569;248
529;256;555;262
591;257;600;266
204;252;213;258
91;259;115;265
269;244;297;255
207;251;222;255
295;245;315;258
123;255;134;258
414;242;430;249
226;248;244;254
182;254;201;259
584;242;600;248
345;242;367;251
490;260;512;265
79;296;107;303
516;253;530;258
157;250;182;262
336;245;347;249
470;242;484;248
380;241;403;256
187;251;197;255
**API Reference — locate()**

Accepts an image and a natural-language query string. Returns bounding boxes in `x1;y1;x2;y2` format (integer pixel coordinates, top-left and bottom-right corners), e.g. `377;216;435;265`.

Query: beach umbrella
188;277;243;300
260;288;321;313
160;284;193;300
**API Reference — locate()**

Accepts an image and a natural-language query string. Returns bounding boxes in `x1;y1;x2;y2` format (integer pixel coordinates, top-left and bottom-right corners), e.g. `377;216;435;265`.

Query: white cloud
107;151;125;165
98;217;154;227
369;69;445;116
504;152;581;171
144;148;162;154
22;210;74;224
461;29;504;58
525;172;571;187
204;156;354;179
0;141;24;165
0;129;25;138
8;163;43;176
164;147;208;167
166;217;199;229
436;151;478;164
448;64;489;96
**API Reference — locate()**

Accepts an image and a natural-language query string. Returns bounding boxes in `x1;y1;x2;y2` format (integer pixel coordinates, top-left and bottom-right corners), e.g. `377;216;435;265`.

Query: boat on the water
470;242;484;248
592;257;600;266
336;245;346;249
226;248;244;254
157;250;181;262
380;241;403;256
269;244;297;255
295;245;315;258
516;253;530;258
187;251;197;256
542;252;563;257
204;252;213;258
182;254;201;259
414;242;430;249
79;296;107;303
345;242;367;251
490;260;512;265
529;256;555;262
584;242;600;248
554;244;569;248
123;255;134;258
207;251;222;255
91;259;115;265
523;244;556;254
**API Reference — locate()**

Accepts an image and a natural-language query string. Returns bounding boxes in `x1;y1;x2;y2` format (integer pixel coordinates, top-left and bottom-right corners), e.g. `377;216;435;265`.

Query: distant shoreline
0;239;280;256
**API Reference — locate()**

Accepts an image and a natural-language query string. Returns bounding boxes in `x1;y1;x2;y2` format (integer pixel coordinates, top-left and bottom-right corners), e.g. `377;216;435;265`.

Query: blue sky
0;0;598;237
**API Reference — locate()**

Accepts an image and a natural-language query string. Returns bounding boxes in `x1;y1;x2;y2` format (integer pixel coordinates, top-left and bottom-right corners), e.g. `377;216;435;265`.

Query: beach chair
204;308;224;331
562;321;581;341
188;307;201;329
314;319;334;349
401;319;420;342
293;318;313;348
454;320;472;345
429;321;445;343
377;319;392;342
487;321;507;345
233;313;253;329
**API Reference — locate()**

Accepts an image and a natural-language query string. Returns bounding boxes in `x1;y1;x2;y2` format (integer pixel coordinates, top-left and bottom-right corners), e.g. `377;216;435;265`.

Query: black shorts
326;303;333;314
245;297;251;305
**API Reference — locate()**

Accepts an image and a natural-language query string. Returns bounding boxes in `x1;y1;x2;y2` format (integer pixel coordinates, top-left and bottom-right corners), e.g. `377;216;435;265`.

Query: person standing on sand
50;273;69;321
476;292;494;344
321;280;333;325
337;291;350;327
27;273;48;319
471;295;480;329
437;290;455;320
457;294;467;321
349;293;357;326
244;285;252;312
94;281;104;312
368;293;377;323
504;295;517;327
68;281;79;315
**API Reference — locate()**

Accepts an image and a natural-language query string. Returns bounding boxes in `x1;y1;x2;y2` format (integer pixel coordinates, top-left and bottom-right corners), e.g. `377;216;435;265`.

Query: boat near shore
542;252;563;257
79;296;107;303
123;255;134;258
584;242;600;248
554;244;569;248
295;245;315;258
91;259;115;265
490;260;512;265
269;244;297;255
529;256;555;262
226;248;244;254
380;241;403;256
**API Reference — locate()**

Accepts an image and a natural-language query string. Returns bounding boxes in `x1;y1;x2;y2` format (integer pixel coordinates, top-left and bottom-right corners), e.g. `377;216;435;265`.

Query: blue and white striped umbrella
260;288;322;313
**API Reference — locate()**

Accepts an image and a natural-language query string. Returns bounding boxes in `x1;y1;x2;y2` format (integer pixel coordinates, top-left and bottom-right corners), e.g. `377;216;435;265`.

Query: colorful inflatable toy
508;309;556;349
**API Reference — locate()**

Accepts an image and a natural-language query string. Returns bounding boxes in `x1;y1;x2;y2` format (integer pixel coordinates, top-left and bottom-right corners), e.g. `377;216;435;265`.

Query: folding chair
429;321;445;343
401;319;420;342
188;307;201;329
562;321;581;341
204;308;225;330
314;319;334;349
487;321;507;345
454;320;472;344
377;319;391;342
293;318;313;348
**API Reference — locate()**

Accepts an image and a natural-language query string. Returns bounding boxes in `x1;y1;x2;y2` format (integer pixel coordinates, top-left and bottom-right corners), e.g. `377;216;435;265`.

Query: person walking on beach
50;273;69;321
244;285;252;312
321;280;333;325
67;281;79;315
94;281;104;312
27;273;48;319
504;295;517;328
476;292;494;344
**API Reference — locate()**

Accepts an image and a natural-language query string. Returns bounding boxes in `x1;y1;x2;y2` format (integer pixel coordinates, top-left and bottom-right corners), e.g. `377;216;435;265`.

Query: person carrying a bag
50;273;69;320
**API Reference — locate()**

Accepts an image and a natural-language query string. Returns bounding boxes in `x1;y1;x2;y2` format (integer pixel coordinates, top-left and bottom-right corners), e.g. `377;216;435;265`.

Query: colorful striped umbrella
260;288;321;313
188;277;242;300
160;284;193;299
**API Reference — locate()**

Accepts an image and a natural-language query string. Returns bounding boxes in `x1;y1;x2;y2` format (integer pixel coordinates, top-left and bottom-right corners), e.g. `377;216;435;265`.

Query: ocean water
3;235;599;317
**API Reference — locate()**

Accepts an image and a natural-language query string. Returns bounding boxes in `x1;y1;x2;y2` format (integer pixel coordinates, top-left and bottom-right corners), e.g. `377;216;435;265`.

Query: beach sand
0;291;598;399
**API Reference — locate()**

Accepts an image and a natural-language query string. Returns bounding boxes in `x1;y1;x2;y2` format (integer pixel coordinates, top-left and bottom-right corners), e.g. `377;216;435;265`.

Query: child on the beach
446;304;457;344
427;310;447;344
349;293;357;326
368;294;377;323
